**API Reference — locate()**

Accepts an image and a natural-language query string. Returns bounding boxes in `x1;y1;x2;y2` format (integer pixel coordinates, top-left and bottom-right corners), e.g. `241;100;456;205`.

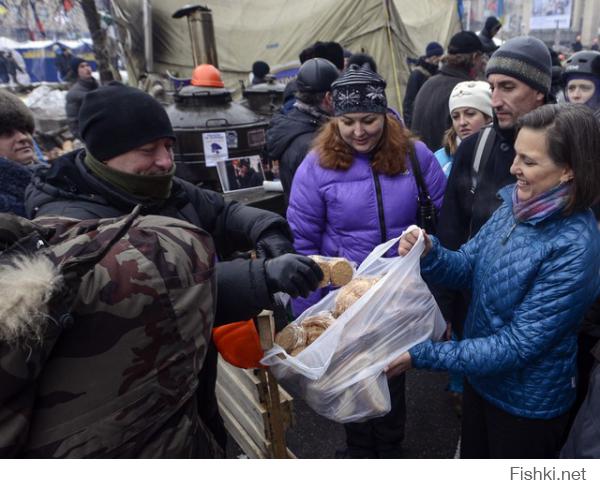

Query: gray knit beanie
485;36;552;95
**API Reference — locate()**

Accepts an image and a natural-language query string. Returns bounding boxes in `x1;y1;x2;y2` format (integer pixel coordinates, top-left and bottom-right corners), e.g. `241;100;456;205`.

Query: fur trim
0;254;62;343
0;89;35;135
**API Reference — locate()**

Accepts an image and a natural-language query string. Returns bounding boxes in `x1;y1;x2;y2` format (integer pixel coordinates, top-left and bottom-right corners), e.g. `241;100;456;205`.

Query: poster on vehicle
202;132;228;167
530;0;573;30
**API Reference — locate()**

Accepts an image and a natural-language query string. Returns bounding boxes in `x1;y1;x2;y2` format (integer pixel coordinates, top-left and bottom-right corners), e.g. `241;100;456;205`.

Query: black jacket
433;122;517;327
402;59;438;128
478;30;498;55
25;149;291;326
65;78;99;138
267;106;324;199
411;64;472;151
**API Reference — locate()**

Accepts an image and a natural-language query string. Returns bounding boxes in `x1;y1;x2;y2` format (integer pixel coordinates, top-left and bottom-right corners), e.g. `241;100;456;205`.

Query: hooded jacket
267;105;327;199
478;17;501;54
412;185;600;419
287;141;446;314
0;213;222;457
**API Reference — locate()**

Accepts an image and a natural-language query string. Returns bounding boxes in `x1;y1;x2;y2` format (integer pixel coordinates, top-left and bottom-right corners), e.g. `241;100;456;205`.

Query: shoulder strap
408;142;431;202
470;125;496;194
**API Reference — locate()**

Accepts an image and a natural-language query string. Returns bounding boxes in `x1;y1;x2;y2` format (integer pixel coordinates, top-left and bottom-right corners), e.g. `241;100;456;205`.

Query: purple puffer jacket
287;140;447;315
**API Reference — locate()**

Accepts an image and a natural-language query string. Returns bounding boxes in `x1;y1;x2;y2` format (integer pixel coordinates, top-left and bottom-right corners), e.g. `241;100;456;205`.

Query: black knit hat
0;89;34;135
71;57;86;75
252;60;270;78
486;36;552;95
79;82;175;161
331;64;387;116
448;31;483;54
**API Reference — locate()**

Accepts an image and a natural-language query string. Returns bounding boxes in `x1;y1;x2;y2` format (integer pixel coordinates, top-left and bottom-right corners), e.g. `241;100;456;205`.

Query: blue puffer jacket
411;185;600;419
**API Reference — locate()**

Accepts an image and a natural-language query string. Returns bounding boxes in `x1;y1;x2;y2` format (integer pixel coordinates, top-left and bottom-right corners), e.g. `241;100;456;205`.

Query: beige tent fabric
111;0;458;112
393;0;461;56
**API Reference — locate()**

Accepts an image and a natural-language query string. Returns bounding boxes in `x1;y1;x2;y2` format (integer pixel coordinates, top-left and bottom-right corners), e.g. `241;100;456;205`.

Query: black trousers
343;373;406;458
461;381;570;459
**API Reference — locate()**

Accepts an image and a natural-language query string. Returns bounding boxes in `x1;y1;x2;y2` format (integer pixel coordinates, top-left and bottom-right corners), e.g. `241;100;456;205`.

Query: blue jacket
411;185;600;419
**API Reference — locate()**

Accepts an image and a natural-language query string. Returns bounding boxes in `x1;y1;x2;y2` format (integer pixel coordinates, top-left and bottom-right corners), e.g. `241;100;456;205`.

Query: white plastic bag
261;227;445;423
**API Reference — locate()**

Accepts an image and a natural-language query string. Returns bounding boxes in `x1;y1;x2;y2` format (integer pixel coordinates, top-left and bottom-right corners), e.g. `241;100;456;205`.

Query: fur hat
313;41;345;70
448;81;493;118
0;89;35;135
486;36;552;95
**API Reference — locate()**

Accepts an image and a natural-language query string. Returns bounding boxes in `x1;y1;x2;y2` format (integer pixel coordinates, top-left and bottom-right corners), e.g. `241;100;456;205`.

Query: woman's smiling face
337;112;385;153
510;127;573;202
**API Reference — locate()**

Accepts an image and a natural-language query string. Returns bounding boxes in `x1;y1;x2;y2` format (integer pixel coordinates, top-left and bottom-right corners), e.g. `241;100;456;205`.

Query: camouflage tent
110;0;461;113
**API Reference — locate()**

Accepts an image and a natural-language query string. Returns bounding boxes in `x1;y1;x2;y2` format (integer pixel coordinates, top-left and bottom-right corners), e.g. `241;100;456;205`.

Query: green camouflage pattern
0;212;221;458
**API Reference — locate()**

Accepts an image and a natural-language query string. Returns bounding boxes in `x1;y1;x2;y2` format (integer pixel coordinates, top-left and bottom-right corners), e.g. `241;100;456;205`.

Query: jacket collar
39;149;188;214
439;64;472;80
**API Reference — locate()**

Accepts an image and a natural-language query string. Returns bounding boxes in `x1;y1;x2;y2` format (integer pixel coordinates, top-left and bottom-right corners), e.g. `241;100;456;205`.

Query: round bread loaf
329;258;353;286
274;323;307;353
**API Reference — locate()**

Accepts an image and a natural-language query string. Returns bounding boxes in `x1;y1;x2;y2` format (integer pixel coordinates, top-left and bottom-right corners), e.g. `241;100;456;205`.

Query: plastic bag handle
356;225;424;274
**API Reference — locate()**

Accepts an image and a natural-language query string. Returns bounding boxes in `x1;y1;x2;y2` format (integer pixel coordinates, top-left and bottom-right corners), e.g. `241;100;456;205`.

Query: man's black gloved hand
255;230;295;258
264;254;324;298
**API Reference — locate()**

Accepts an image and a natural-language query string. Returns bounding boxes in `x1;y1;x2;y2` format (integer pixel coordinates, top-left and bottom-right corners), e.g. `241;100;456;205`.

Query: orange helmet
191;64;225;88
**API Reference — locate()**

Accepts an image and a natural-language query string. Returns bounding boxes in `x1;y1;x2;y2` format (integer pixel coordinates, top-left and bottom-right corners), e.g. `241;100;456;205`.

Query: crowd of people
0;21;599;460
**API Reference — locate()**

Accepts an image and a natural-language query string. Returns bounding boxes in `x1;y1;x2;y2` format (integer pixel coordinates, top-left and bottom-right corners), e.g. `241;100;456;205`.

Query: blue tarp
14;39;97;83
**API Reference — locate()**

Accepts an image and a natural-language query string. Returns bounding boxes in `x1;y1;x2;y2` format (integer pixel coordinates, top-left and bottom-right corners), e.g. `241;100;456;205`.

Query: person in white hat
434;80;493;177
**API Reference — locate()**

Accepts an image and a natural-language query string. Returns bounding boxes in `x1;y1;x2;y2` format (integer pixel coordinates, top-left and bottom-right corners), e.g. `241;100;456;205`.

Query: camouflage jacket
0;211;221;458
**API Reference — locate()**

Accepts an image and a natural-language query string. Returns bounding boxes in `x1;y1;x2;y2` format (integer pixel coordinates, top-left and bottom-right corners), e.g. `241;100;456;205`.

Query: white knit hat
448;81;493;118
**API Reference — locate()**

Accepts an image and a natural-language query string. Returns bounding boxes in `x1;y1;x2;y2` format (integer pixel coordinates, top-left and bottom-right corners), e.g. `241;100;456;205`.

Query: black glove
255;230;295;258
264;254;324;298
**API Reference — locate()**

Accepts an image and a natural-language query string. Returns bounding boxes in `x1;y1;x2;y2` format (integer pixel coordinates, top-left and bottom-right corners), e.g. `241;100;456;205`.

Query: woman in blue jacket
388;104;600;458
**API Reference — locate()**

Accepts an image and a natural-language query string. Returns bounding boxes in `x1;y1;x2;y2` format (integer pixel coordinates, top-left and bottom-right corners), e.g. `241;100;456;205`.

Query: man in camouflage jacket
0;209;223;457
24;83;323;452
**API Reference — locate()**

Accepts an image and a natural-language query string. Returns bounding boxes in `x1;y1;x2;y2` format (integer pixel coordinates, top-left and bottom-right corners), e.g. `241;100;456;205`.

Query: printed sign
530;0;573;30
202;132;229;167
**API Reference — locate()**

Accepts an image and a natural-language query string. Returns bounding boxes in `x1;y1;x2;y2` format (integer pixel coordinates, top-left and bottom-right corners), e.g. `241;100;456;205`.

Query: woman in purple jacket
287;64;447;458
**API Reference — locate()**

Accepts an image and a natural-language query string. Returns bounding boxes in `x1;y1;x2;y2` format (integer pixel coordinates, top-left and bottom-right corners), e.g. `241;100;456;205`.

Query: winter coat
561;362;600;458
434;123;517;326
65;78;99;138
402;59;438;128
478;30;498;54
267;106;325;200
25;149;291;326
287;141;447;314
0;157;32;217
433;147;453;177
411;184;600;419
411;65;472;151
0;213;221;457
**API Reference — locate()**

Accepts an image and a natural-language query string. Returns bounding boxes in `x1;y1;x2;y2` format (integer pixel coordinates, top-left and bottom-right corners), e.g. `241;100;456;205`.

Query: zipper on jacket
501;220;518;245
371;169;387;243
